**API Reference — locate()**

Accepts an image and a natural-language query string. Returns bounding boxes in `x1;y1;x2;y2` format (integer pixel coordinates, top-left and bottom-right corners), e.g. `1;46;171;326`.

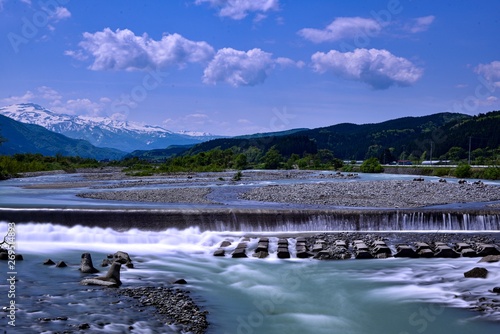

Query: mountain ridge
0;114;125;160
0;103;221;152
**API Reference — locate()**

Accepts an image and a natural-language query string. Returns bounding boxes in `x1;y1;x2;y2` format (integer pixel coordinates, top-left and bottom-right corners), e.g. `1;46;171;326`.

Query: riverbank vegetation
0;153;99;179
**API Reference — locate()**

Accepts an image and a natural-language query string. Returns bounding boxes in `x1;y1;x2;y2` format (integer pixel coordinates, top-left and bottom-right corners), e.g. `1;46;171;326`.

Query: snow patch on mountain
0;103;221;152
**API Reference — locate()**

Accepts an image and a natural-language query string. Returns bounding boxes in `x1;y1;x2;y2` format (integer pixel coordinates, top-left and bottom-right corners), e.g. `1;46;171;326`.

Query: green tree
360;157;383;173
234;153;247;170
262;146;283;169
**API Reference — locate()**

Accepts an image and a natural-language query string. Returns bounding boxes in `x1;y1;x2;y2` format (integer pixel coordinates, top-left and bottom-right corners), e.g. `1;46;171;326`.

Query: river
1;171;500;333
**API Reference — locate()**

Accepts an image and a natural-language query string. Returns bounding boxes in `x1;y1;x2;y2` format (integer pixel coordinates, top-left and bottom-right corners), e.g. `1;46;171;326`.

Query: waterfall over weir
1;207;500;231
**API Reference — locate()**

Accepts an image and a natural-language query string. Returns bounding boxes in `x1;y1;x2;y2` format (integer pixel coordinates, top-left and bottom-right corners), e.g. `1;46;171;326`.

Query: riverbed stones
464;267;489;278
118;287;209;334
241;179;500;208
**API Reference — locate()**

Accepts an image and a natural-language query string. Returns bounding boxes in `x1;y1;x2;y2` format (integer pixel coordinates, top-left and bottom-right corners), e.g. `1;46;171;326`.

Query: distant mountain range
0;114;124;160
0;103;222;152
1;101;498;163
141;111;500;163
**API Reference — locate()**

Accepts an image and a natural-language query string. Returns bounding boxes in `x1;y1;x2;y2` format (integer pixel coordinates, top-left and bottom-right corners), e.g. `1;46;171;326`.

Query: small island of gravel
77;187;216;204
241;180;500;208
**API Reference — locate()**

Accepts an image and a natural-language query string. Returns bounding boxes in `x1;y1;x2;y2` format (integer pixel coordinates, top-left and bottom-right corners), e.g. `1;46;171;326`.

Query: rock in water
80;253;99;274
80;262;122;287
464;267;488;278
55;261;67;268
109;251;134;268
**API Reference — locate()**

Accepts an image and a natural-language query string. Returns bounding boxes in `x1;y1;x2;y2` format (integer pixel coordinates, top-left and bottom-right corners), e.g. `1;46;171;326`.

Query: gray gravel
240;180;500;208
117;286;209;334
77;187;216;204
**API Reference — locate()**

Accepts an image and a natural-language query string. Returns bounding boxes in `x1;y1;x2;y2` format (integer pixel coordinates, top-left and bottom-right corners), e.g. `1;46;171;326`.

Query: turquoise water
1;223;499;333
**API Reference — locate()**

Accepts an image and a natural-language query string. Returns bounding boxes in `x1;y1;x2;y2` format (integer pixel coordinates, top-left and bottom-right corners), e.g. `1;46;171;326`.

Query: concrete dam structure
1;207;500;231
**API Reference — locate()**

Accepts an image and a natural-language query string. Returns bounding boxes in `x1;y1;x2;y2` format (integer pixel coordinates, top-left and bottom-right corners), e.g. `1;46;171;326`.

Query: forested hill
181;112;473;160
128;111;500;164
299;112;471;160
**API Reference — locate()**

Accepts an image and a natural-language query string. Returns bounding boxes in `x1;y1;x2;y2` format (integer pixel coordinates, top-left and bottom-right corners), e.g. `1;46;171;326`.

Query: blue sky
1;0;499;135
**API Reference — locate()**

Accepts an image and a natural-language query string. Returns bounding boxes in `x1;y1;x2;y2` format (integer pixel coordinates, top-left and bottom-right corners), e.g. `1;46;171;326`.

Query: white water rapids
1;222;499;333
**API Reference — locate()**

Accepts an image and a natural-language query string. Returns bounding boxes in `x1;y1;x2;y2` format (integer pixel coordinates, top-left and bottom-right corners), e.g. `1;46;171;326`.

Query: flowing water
1;172;500;333
1;223;500;333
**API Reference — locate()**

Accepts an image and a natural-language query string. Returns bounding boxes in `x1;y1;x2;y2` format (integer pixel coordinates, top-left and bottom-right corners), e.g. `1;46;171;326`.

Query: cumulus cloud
475;61;500;88
298;17;382;43
51;6;71;22
1;91;36;105
203;48;284;87
311;48;423;89
66;28;215;71
404;15;435;33
195;0;279;20
37;86;62;102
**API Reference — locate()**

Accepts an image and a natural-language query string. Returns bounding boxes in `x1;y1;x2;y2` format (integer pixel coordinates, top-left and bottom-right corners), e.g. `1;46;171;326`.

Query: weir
1;207;500;231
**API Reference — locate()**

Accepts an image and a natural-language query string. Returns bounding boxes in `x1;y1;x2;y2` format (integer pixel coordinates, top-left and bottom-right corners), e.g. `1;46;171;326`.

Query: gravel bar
77;187;216;204
117;286;209;334
241;180;500;208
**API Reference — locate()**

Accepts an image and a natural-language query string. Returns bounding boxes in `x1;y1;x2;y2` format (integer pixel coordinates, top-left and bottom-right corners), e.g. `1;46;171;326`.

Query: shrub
483;167;500;180
454;163;472;178
360;157;383;173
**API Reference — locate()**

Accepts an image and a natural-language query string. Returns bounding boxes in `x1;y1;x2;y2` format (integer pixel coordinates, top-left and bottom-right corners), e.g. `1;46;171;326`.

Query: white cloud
37;86;62;102
298;17;382;43
63;98;103;116
404;15;435;33
1;91;35;105
66;28;215;71
195;0;279;20
475;61;500;88
163;112;229;132
203;48;276;86
311;48;423;89
51;6;71;22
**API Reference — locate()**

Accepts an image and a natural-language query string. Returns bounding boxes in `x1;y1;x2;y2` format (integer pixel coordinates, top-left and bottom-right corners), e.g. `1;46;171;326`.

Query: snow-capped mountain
0;103;221;152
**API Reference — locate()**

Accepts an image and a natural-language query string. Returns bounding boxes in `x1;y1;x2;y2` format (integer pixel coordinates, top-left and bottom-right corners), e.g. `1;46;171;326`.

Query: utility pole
468;136;472;165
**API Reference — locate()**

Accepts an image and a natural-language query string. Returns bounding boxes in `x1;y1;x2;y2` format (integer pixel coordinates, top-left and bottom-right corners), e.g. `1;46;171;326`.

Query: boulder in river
55;261;67;268
81;262;122;287
478;255;500;263
464;267;488;278
80;253;99;274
